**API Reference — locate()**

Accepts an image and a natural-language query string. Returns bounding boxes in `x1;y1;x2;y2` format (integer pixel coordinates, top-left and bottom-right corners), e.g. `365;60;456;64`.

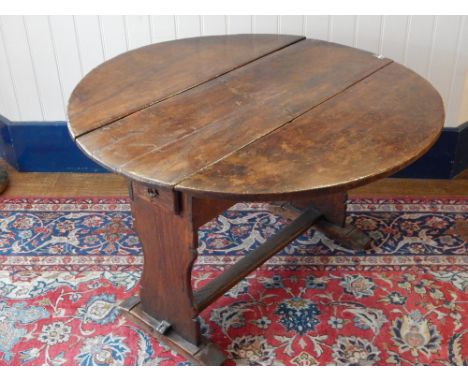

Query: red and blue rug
0;196;467;366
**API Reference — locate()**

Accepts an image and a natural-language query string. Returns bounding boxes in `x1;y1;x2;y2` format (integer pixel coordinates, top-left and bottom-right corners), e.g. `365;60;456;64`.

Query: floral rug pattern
0;197;467;365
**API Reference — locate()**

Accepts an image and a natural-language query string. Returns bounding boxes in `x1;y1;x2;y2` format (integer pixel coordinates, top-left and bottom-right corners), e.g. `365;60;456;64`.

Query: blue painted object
0;115;107;173
0;115;17;168
393;127;459;179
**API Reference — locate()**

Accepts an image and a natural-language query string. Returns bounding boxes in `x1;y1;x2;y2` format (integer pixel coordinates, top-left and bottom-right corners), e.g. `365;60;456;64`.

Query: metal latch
155;320;171;335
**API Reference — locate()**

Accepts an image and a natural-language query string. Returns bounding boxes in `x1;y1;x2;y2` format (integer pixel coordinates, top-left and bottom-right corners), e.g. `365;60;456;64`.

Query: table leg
119;182;227;365
130;187;199;343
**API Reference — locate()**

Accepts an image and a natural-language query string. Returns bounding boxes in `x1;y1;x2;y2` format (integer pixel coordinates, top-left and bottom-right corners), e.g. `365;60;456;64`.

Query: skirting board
394;122;468;179
0;115;105;173
0;114;467;178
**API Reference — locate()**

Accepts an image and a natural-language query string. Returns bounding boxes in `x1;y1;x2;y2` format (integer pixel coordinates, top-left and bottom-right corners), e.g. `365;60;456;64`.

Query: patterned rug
0;196;467;366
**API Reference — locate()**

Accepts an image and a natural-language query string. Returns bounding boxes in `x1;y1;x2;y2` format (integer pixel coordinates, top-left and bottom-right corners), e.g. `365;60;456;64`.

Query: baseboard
392;124;467;179
0;114;466;178
452;121;468;177
0;115;106;173
0;115;18;169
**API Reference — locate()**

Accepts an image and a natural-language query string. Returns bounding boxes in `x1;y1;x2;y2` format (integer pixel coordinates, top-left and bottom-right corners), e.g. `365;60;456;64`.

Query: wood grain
266;198;372;250
67;34;304;137
130;184;200;344
176;62;444;199
67;35;445;200
75;39;392;187
193;203;322;312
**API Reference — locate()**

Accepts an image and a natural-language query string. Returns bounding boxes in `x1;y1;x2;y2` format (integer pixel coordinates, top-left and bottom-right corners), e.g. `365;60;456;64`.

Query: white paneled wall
0;15;467;125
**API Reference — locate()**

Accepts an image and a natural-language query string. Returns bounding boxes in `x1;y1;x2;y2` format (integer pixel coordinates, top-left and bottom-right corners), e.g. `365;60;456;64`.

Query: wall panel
227;16;252;34
0;19;22;120
175;15;201;38
380;16;410;63
47;16;83;113
354;15;382;54
23;15;65;120
428;16;463;113
201;15;227;35
99;16;128;59
74;16;105;76
330;15;357;47
305;15;330;40
125;16;152;48
279;15;304;35
150;16;176;42
253;15;278;34
0;16;43;120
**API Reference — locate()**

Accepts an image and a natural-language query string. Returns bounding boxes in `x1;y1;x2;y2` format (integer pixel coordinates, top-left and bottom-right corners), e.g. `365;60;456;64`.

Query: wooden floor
1;160;467;198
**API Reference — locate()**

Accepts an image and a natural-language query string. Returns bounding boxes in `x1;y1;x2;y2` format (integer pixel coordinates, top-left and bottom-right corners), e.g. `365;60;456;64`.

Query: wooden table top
68;34;444;201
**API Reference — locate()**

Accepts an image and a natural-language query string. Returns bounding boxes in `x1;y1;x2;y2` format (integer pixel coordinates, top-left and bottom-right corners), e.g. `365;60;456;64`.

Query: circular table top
68;34;444;201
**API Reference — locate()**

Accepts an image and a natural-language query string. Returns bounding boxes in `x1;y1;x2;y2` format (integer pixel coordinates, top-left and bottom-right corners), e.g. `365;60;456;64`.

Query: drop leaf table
67;34;444;365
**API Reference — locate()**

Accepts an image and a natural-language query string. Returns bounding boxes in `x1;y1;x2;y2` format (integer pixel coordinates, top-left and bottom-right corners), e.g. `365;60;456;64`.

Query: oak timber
68;36;443;201
68;34;304;137
193;203;323;312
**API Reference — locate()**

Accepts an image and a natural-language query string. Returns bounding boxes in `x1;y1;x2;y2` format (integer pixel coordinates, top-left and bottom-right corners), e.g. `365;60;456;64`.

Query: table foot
314;219;371;250
119;296;226;366
268;193;371;250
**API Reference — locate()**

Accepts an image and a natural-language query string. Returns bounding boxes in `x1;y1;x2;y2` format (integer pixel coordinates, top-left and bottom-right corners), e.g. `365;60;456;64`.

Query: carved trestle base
119;183;371;365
